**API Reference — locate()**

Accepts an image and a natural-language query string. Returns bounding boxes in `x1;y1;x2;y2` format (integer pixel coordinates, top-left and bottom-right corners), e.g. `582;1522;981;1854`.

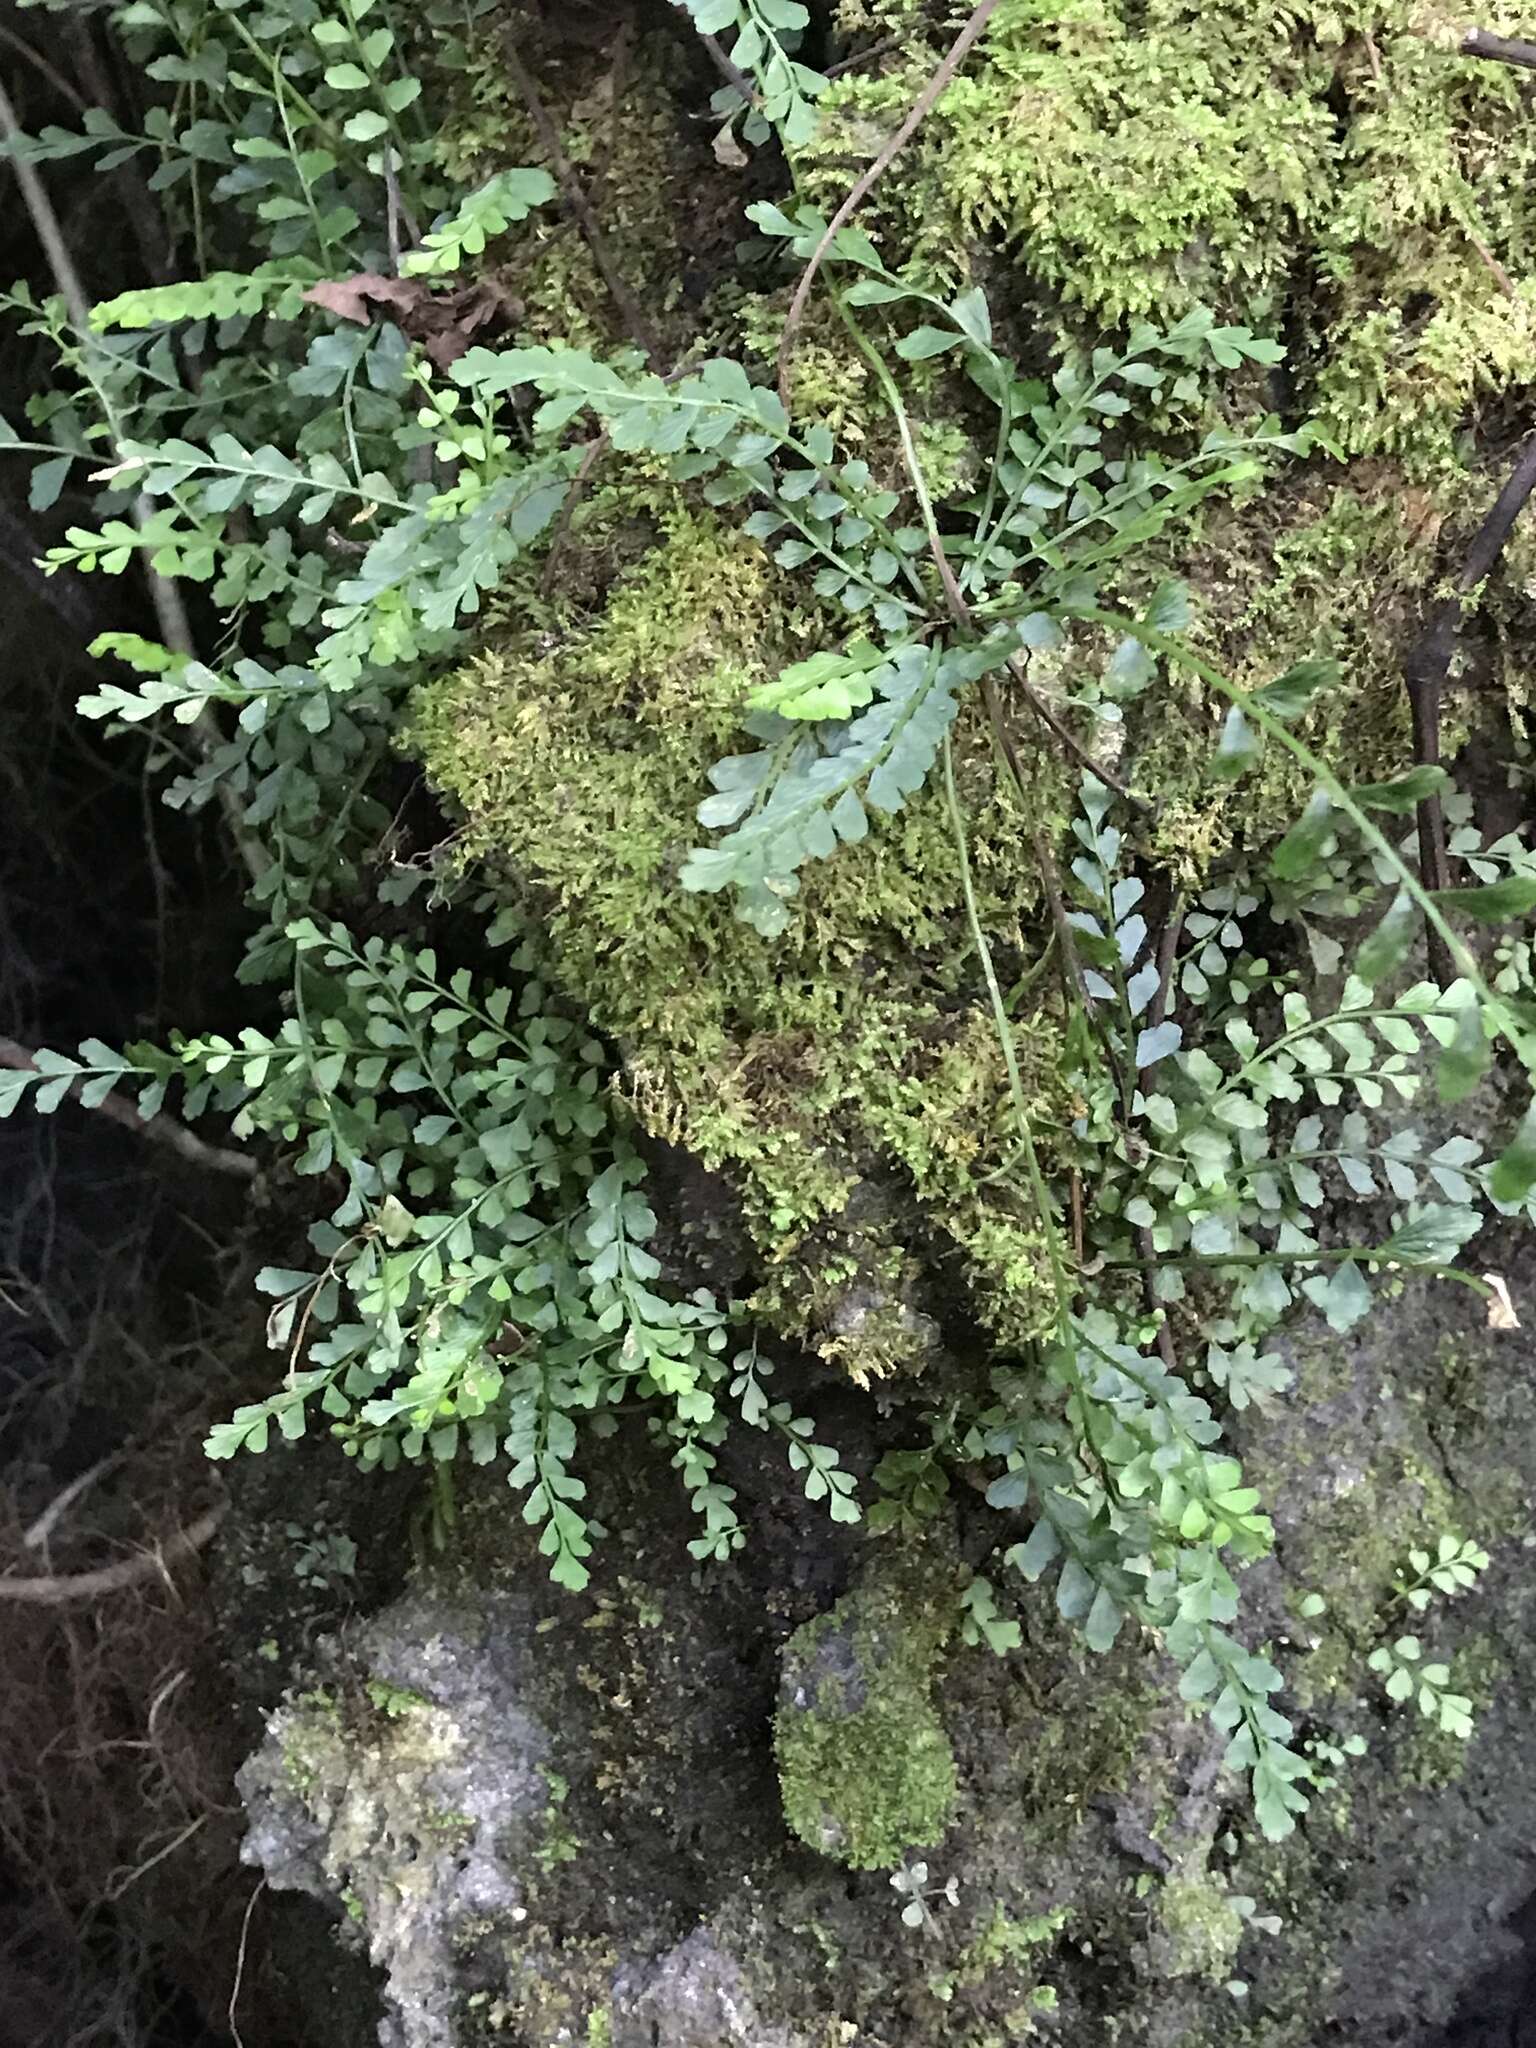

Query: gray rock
238;1591;551;2048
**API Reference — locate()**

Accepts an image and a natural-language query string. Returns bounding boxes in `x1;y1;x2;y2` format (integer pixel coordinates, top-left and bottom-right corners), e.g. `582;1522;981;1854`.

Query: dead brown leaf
302;272;522;370
302;272;420;326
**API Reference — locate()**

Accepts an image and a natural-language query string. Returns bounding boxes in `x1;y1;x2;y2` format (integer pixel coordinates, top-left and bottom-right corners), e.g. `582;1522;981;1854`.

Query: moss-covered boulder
775;1550;960;1868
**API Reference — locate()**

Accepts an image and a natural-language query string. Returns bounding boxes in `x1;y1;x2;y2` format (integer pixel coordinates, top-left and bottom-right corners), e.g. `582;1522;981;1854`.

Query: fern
672;0;829;148
679;640;1007;936
90;265;323;330
402;168;556;276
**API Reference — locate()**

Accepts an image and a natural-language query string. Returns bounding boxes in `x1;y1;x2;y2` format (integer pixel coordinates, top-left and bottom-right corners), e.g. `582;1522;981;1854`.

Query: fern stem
1065;605;1516;1037
940;736;1117;1476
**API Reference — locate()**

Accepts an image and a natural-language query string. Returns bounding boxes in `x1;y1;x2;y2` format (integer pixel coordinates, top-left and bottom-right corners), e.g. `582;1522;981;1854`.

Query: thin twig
702;32;765;109
0;1504;225;1604
826;33;907;79
539;432;609;598
104;1815;207;1902
1008;658;1149;810
1462;219;1517;298
384;156;403;275
0;1037;256;1178
22;1453;123;1551
777;0;1001;413
1461;27;1536;71
0;76;269;884
501;35;664;365
228;1879;266;2048
1148;894;1185;1032
0;23;90;115
1403;431;1536;982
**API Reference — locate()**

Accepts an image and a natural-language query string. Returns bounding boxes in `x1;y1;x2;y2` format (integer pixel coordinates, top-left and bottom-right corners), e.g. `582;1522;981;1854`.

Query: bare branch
0;1504;225;1604
777;0;1001;413
1461;27;1536;71
0;1037;256;1180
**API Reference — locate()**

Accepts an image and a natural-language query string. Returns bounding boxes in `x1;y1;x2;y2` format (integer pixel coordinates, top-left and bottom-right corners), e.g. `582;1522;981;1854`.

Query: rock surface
233;1237;1536;2048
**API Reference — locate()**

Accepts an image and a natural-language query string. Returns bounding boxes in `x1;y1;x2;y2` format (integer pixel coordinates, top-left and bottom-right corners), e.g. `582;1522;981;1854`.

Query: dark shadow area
1428;1884;1536;2048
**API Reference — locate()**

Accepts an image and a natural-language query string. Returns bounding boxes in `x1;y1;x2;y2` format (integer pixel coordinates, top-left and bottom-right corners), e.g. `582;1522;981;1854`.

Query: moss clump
409;488;1063;1354
927;1904;1066;2007
819;0;1536;475
775;1551;960;1869
1149;1865;1247;1984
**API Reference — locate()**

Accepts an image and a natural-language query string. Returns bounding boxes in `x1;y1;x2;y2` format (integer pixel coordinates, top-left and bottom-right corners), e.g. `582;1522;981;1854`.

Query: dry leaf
1482;1273;1521;1329
302;272;420;326
303;272;522;369
712;121;749;170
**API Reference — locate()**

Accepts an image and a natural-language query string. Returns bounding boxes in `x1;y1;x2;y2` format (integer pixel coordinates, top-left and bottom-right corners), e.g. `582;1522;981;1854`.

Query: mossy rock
775;1550;959;1869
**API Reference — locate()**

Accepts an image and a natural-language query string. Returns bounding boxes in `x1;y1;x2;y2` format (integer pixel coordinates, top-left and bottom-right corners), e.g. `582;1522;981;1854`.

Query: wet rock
238;1591;552;2048
611;1928;806;2048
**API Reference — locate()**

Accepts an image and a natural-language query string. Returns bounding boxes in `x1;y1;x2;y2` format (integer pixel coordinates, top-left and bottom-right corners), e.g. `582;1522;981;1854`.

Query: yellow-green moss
816;0;1536;477
1150;1864;1247;1984
409;489;1064;1354
775;1551;960;1869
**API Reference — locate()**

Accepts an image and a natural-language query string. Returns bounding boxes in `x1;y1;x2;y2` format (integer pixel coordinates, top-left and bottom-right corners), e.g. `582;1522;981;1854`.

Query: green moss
818;0;1536;476
534;1769;581;1871
409;489;1063;1355
1150;1866;1247;1984
366;1678;427;1719
775;1550;960;1869
1399;1635;1505;1789
928;1904;1066;2007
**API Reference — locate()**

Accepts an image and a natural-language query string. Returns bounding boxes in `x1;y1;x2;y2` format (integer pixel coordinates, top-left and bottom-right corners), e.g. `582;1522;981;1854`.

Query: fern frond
681;639;1000;935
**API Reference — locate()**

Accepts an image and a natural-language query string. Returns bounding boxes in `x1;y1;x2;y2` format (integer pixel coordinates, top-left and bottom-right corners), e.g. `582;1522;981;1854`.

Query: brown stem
501;35;664;366
701;32;764;110
1403;431;1536;982
776;0;1001;413
0;1505;225;1604
1148;895;1185;1032
0;1037;256;1179
1461;27;1536;71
